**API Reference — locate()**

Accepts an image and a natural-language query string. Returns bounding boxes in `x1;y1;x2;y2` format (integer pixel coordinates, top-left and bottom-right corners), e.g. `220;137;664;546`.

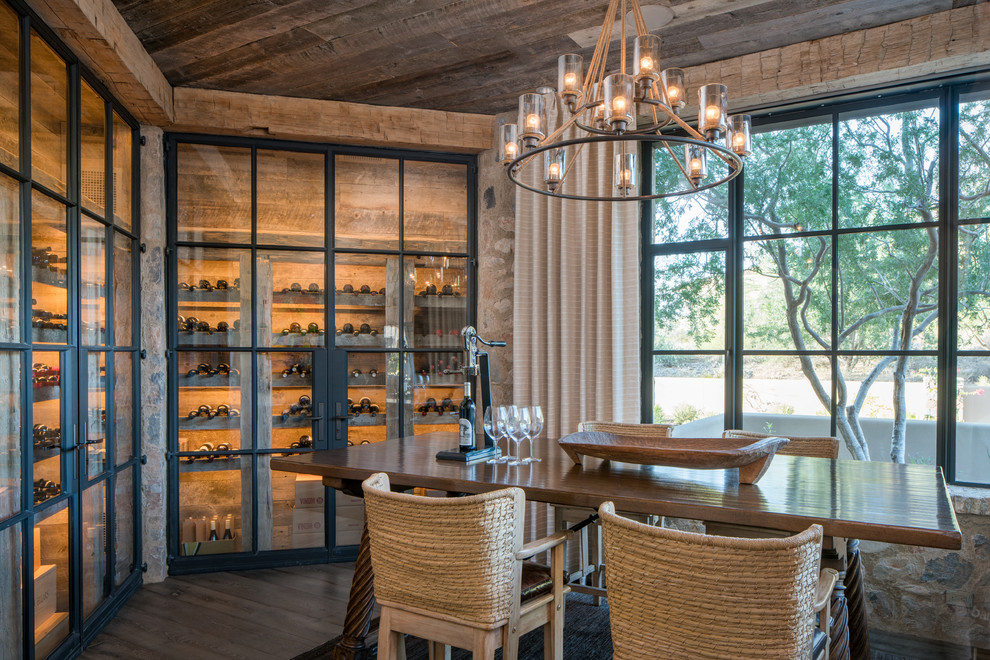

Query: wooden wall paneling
23;0;173;125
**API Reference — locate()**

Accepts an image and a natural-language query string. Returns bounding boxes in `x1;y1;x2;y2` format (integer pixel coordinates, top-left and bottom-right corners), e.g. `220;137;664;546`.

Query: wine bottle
458;380;476;451
223;516;233;540
208;519;219;541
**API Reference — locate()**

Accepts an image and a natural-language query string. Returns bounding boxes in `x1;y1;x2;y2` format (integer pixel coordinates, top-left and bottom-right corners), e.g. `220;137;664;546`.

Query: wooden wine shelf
347;373;385;387
348;414;385;427
334;293;384;308
413;295;465;309
178;415;314;430
335;334;385;348
32;266;68;288
179;454;248;472
178;289;241;303
413;375;461;387
33;327;69;344
177;332;238;347
32;386;61;403
413;413;458;425
33;445;60;461
414;335;462;349
179;375;242;388
272;334;325;348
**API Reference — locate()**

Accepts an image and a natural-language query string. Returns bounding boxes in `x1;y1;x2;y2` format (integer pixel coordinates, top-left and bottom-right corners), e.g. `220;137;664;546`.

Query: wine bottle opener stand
436;326;506;462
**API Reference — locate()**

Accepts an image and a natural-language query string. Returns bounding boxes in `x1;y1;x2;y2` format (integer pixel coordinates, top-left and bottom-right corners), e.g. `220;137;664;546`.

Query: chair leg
428;641;450;660
378;608;394;660
475;628;500;660
590;522;603;606
393;632;407;660
547;542;566;660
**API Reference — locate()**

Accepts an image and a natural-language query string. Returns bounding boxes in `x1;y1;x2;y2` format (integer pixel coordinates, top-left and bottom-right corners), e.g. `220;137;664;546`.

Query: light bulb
733;133;746;149
505;142;517;157
613;96;627;112
548;163;560;177
667;86;680;101
705;105;721;123
564;72;577;88
526;113;540;129
690;158;702;174
640;56;654;72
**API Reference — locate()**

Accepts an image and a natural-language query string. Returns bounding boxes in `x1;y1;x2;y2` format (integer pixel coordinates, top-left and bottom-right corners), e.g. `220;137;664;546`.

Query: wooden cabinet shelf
179;375;242;388
179;415;314;431
180;454;248;472
347;373;384;387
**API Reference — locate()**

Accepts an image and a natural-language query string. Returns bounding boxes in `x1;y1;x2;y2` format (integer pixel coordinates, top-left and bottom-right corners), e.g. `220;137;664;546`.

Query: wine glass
526;405;544;463
506;405;530;466
483;407;505;464
496;405;513;464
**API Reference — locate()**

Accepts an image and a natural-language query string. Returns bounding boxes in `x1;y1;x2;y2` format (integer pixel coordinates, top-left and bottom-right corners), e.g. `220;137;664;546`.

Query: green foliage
672;403;703;425
653;404;665;424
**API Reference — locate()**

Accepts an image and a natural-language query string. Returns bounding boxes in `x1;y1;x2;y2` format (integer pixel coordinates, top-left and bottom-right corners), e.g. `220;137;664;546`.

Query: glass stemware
506;405;530;466
484;406;508;464
526;405;544;462
496;405;514;464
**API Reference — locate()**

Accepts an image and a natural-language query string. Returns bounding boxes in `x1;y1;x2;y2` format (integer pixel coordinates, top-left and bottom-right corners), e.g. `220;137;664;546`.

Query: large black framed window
643;80;990;487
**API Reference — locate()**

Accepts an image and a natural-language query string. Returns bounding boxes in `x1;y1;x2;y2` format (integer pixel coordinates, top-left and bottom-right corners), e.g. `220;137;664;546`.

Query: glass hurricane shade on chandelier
498;0;753;202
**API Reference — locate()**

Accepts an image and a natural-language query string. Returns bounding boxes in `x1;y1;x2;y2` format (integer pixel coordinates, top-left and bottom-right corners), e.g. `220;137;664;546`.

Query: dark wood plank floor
81;563;359;659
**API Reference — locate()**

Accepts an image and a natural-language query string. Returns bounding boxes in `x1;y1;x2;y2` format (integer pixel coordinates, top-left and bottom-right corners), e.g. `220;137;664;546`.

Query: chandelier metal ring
572;97;677;136
506;134;743;203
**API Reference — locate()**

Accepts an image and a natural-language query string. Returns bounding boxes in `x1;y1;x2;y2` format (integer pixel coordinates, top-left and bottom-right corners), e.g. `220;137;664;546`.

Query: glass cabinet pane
113;352;134;465
334;253;391;349
81;480;107;618
0;525;22;658
257;149;325;247
177;246;251;348
258;250;325;348
258;351;315;451
30;31;67;195
0;351;19;521
335;490;363;548
177;144;250;244
406;256;468;349
410;351;462;436
270;467;326;550
31;192;68;344
346;353;387;446
112;231;133;346
113;467;135;586
112;112;132;230
335;155;399;250
0;175;17;343
81;218;107;346
0;1;17;171
80;80;106;218
32;350;62;505
34;499;71;657
403;161;468;253
178;350;251;453
178;461;251;556
85;352;107;479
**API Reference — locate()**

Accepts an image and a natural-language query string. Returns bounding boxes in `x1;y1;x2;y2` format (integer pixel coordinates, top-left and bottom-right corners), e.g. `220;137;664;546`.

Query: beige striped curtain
512;92;642;440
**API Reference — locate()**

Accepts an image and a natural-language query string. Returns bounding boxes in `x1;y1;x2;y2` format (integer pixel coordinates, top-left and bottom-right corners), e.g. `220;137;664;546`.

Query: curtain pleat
513;96;642;440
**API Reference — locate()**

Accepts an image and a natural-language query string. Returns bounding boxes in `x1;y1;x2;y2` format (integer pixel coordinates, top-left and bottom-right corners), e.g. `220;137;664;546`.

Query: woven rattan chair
722;429;840;459
362;473;570;660
599;501;838;660
553;421;674;603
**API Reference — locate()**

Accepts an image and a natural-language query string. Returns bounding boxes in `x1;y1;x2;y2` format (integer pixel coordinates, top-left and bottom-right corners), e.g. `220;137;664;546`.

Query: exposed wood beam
681;3;990;113
23;0;173;125
170;87;495;154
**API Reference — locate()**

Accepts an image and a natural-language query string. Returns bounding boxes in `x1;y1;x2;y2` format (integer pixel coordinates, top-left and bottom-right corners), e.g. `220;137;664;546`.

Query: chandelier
498;0;752;202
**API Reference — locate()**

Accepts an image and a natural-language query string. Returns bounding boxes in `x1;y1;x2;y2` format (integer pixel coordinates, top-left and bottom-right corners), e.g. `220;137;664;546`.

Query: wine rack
167;137;476;565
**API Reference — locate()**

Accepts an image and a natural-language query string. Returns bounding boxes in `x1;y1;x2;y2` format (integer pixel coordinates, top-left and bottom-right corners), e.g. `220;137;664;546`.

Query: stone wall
861;487;990;655
476;110;516;408
138;126;168;582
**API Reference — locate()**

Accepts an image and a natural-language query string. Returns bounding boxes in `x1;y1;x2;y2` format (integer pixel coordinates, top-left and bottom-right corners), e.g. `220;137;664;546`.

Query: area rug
292;593;613;660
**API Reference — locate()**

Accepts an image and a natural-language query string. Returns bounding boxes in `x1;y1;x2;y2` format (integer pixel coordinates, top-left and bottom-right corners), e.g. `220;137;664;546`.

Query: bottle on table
458;380;476;451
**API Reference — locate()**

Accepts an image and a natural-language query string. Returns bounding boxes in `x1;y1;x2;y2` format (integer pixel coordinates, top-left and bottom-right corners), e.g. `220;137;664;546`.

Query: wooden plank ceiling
110;0;966;115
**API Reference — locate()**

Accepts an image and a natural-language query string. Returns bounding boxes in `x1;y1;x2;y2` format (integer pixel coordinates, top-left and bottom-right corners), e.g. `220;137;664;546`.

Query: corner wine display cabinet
166;135;477;572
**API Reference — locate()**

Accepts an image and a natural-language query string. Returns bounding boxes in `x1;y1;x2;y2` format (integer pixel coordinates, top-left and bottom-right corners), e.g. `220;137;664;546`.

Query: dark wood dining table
271;432;962;660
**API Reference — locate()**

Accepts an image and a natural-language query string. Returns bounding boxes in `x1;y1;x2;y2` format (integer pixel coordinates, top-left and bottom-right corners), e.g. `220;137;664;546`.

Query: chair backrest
722;429;839;459
362;472;525;626
599;501;823;660
578;421;674;437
